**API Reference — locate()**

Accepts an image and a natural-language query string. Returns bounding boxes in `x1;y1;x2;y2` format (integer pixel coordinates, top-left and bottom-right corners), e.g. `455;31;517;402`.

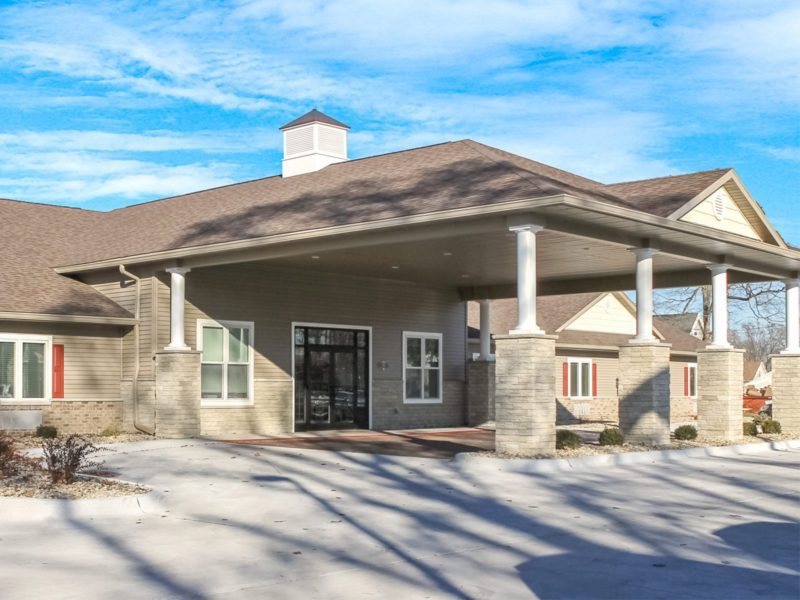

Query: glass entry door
294;327;369;430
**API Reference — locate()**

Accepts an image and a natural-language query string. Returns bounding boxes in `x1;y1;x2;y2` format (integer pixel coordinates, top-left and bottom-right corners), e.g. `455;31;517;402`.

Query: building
1;109;798;449
466;292;703;425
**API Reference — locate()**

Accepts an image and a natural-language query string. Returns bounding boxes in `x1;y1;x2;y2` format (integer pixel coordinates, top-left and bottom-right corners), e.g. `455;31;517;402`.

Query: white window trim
687;363;698;399
402;331;443;405
567;357;593;399
0;333;52;405
196;319;254;407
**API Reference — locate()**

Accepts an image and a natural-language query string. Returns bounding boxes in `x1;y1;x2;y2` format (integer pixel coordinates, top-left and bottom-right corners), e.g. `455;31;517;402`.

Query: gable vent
713;193;726;221
280;109;349;177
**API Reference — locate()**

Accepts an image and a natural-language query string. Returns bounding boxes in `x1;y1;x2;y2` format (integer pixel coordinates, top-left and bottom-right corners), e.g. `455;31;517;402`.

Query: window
403;332;442;403
0;335;50;402
197;320;254;405
567;358;593;399
686;363;698;398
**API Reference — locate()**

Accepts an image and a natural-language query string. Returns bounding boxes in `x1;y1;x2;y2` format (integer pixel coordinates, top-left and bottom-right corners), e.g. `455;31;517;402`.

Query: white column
479;299;493;360
708;264;731;348
510;224;544;334
783;278;800;354
165;267;191;351
630;248;658;343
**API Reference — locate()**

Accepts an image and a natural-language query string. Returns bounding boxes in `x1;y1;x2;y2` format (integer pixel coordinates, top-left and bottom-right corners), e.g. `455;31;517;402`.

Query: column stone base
155;349;201;438
467;360;495;426
619;342;671;445
494;333;557;455
770;353;800;433
698;347;744;441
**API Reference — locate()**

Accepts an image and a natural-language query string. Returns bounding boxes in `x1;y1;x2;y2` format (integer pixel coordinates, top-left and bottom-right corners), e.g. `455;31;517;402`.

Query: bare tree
732;322;785;364
655;281;785;342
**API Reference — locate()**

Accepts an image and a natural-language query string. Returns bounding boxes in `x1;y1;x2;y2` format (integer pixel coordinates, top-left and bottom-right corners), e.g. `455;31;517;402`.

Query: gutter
119;265;155;436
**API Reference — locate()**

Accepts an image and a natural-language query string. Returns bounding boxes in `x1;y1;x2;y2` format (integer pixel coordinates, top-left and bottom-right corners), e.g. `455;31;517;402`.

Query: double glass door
294;327;369;430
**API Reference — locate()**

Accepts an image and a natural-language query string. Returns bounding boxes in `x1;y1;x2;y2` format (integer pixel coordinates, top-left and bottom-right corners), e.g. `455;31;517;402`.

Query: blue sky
0;1;798;244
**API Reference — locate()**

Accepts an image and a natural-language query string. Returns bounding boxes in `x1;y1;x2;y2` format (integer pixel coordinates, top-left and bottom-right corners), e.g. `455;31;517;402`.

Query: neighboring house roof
656;313;702;334
0;136;791;321
467;293;705;353
743;360;765;383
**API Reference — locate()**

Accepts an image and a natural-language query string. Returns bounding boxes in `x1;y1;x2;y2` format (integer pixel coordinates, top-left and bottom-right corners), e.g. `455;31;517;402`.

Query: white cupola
280;109;349;177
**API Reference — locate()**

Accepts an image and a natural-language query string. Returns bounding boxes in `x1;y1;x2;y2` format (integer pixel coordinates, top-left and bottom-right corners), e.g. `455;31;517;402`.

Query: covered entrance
293;325;370;431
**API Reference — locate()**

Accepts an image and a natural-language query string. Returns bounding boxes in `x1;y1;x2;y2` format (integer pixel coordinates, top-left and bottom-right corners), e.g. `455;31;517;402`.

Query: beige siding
564;294;636;336
680;187;761;240
0;321;122;401
554;350;619;398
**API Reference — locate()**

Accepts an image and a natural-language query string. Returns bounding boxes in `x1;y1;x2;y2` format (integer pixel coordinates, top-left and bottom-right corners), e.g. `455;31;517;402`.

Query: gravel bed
9;432;157;449
477;431;799;460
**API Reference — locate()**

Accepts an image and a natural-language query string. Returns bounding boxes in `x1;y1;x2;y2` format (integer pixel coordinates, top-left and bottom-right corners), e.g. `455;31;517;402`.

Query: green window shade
0;342;14;398
201;364;223;399
22;342;45;399
229;328;249;363
202;327;224;362
227;364;248;398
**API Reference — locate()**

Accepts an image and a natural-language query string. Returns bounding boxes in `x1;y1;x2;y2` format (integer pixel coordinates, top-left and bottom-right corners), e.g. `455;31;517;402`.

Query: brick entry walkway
223;428;495;458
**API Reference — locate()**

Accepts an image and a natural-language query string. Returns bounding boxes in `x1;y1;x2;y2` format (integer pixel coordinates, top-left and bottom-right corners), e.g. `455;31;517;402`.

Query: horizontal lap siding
0;322;123;401
173;265;467;383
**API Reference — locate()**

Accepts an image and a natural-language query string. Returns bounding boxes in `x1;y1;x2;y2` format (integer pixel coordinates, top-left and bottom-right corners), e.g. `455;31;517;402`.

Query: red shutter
592;363;598;397
562;362;569;397
52;344;65;399
683;366;689;397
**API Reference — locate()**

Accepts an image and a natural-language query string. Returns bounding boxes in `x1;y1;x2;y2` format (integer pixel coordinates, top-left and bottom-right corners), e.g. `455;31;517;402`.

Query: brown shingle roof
468;294;704;353
605;168;731;217
0;138;741;320
0;199;132;318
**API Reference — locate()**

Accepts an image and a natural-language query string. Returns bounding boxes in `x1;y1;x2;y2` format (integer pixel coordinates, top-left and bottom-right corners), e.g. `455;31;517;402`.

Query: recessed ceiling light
311;255;320;260
391;265;400;270
443;252;453;256
461;273;470;278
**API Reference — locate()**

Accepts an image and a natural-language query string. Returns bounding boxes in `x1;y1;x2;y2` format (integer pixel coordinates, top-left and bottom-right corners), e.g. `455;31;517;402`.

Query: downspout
119;265;155;435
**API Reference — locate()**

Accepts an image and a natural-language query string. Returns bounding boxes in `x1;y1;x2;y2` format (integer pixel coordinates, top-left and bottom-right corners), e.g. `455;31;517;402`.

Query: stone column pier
697;347;744;441
467;359;495;426
618;342;671;445
494;333;557;455
155;349;201;438
771;353;800;433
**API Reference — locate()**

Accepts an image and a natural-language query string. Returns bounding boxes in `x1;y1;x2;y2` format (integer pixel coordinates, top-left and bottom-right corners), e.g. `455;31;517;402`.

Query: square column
155;350;201;438
467;359;495;426
697;347;744;441
494;333;557;455
771;353;800;432
618;342;672;445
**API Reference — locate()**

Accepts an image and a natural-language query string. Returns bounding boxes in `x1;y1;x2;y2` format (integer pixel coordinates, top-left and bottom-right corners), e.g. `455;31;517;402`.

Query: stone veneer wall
200;378;293;436
618;343;672;445
697;347;744;441
494;333;557;455
371;380;465;430
467;360;495;426
154;350;201;438
0;401;123;434
770;353;800;433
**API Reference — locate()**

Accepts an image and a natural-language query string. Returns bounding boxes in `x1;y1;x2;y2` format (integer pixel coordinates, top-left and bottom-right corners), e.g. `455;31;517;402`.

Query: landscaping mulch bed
8;432;157;450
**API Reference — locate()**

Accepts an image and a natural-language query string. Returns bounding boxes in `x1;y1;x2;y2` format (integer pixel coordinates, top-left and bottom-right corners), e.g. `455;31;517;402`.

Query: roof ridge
0;196;98;212
608;168;731;187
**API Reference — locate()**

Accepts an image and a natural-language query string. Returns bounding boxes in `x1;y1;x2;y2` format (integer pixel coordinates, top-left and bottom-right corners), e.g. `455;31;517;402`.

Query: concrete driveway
1;440;798;599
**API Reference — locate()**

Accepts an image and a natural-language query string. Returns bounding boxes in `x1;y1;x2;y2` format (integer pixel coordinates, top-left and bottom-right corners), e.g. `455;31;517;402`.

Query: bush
598;428;624;446
36;425;58;439
556;429;582;450
743;421;758;436
761;419;782;434
42;435;103;484
0;436;17;476
673;425;698;441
